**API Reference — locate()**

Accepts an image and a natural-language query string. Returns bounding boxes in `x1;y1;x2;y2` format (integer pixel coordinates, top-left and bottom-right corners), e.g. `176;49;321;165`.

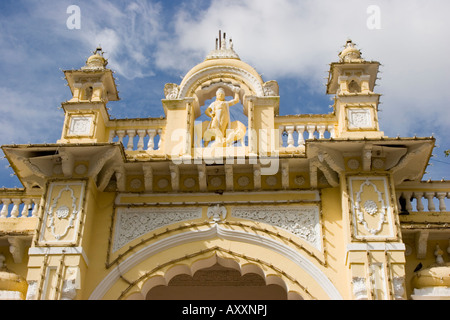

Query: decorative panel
67;115;94;136
231;205;322;250
39;181;86;245
347;176;395;240
112;207;202;252
347;108;374;130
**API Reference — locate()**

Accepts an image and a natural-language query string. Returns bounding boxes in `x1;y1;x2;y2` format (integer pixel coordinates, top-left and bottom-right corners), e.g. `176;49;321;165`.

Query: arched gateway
90;222;342;300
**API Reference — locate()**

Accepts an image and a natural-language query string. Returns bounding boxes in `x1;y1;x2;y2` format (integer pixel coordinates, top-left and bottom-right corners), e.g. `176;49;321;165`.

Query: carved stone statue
197;87;246;148
204;87;239;142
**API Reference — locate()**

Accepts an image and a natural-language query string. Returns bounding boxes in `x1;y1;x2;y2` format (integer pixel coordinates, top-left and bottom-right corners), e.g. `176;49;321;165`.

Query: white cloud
0;87;63;144
155;0;450;140
0;0;448;183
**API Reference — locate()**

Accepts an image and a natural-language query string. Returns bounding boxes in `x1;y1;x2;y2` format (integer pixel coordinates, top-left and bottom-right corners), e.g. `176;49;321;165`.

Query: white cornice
29;246;89;266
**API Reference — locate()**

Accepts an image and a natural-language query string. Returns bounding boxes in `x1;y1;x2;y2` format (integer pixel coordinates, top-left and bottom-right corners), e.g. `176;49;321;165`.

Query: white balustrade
109;128;162;151
398;191;450;213
279;124;336;148
0;198;39;218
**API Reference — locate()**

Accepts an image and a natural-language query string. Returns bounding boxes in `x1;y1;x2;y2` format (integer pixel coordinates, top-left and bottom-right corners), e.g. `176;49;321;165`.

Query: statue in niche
197;87;246;147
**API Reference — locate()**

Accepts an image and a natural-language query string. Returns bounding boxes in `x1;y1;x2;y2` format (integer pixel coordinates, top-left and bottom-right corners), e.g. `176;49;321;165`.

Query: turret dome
339;39;364;63
82;47;108;70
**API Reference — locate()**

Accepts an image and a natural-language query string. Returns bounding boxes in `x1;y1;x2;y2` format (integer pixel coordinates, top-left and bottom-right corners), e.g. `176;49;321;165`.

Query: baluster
116;130;126;145
21;199;31;218
0;199;10;218
317;125;326;139
126;129;136;151
328;125;336;138
306;125;316;140
436;192;447;212
136;129;147;151
147;129;156;150
402;192;413;212
31;199;39;217
424;192;436;211
278;126;285;147
296;125;305;147
157;129;163;150
108;130;116;143
285;126;295;147
10;199;21;218
413;192;424;212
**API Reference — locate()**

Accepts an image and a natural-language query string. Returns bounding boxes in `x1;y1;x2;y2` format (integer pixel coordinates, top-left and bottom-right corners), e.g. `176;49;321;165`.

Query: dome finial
93;45;104;56
205;30;240;60
82;46;108;70
339;39;364;63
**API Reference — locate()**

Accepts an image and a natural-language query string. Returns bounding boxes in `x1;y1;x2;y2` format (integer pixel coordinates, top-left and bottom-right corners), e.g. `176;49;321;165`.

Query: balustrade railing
107;119;165;152
0;191;40;218
276;115;337;148
396;181;450;214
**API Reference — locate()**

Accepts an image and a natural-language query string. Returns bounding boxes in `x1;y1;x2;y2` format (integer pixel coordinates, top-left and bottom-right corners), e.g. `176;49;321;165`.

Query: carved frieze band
231;205;322;250
113;207;202;252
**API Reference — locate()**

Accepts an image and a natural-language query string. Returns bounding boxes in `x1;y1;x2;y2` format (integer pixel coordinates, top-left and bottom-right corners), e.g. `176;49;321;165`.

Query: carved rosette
207;204;227;222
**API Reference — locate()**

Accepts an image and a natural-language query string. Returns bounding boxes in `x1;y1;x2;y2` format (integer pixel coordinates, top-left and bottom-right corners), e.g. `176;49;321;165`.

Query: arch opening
146;263;289;300
124;252;304;300
90;225;343;300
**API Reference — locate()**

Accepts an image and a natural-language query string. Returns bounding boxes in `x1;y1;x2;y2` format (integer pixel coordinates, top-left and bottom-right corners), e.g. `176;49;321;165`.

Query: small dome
339;40;364;63
83;47;108;70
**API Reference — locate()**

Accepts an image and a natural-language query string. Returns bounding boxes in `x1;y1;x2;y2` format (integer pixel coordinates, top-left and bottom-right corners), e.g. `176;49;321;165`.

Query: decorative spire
205;30;240;60
339;39;364;63
82;46;108;70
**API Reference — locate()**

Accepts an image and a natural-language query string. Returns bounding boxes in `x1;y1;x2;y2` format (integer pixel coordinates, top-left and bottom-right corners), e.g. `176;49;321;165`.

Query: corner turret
327;40;383;139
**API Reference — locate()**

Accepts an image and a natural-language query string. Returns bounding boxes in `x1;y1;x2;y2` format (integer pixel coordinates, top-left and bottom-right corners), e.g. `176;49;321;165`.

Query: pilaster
342;172;406;299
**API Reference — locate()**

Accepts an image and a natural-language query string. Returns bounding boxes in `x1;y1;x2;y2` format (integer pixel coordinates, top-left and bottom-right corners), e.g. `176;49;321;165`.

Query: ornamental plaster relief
231;205;322;250
348;176;395;240
347;108;373;130
67;115;94;136
39;181;86;245
112;207;202;252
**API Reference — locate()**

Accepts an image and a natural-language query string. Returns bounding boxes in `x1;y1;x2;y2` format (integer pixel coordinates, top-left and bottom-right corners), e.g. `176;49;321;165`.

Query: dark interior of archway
146;263;288;300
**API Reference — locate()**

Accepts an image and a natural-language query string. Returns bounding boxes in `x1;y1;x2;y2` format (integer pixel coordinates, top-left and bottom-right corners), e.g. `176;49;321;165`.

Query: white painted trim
89;224;342;300
412;287;450;300
28;246;89;266
0;290;23;300
346;242;405;252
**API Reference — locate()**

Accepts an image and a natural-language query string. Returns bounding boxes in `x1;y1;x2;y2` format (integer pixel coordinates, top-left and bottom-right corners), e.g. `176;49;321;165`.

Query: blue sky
0;0;449;187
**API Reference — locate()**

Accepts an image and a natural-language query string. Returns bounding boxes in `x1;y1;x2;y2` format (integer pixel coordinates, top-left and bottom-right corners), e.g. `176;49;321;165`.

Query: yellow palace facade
0;34;449;300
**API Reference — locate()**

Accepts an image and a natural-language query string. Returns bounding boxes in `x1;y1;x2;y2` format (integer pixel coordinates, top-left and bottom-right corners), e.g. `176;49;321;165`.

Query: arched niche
193;79;246;120
124;253;304;300
177;61;267;119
